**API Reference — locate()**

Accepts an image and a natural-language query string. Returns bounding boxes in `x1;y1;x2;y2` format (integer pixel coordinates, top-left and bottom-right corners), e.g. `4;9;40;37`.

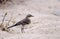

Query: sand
0;0;60;39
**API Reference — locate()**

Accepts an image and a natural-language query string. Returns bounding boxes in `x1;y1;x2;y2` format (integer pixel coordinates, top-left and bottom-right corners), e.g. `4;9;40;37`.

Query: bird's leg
21;25;24;33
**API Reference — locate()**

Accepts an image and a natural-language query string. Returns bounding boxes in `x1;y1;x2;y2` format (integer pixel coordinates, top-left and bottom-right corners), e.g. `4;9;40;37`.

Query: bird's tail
7;22;21;29
7;24;17;29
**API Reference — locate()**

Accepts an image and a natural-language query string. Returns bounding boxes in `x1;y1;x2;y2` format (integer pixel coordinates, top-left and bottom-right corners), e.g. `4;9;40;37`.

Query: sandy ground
0;0;60;39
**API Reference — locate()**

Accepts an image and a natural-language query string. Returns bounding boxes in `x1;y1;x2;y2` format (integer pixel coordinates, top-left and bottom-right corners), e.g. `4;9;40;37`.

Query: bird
7;14;34;33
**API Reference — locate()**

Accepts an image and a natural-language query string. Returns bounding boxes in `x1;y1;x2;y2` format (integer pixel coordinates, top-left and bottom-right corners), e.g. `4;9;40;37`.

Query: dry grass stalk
6;15;12;27
3;13;13;32
0;12;7;28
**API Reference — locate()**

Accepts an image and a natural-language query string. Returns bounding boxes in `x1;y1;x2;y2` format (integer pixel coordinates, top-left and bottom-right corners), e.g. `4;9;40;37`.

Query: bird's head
26;14;34;18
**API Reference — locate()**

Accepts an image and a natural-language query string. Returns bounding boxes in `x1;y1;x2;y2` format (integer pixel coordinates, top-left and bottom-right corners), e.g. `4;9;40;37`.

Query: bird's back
20;18;31;25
